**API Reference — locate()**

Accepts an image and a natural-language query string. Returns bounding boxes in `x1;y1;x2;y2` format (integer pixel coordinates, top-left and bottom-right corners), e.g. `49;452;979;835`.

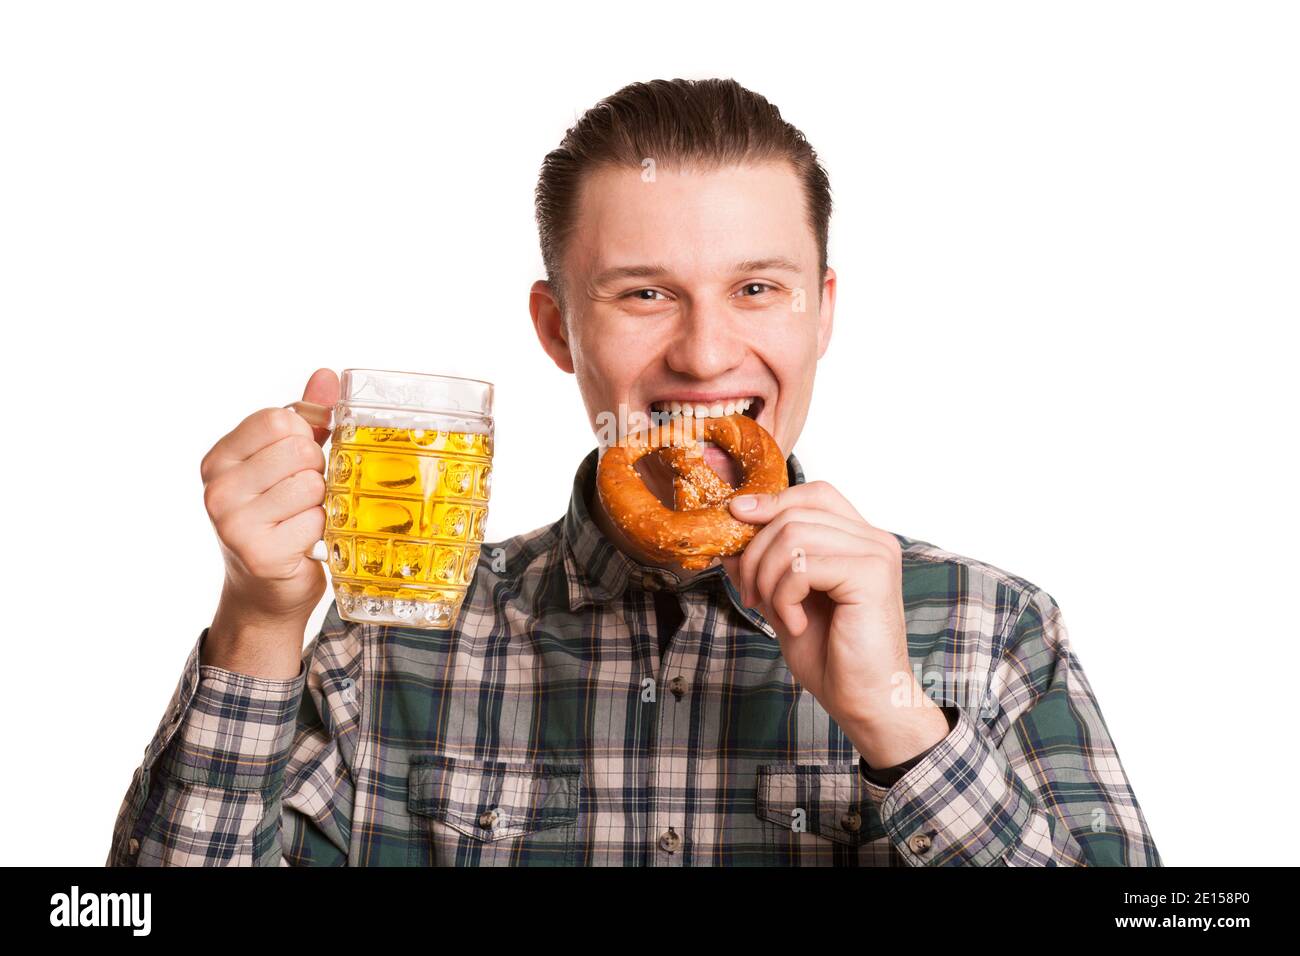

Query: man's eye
624;289;667;301
737;282;775;297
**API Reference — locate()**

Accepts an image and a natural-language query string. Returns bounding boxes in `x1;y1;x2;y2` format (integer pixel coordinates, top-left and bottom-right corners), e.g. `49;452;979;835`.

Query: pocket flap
408;754;580;842
756;763;885;845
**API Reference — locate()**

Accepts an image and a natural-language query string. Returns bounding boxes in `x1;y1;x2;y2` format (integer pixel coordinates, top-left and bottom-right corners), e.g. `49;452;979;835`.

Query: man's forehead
569;161;814;278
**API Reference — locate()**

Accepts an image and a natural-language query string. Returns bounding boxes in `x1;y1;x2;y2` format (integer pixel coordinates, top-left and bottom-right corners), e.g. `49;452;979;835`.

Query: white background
2;1;1295;866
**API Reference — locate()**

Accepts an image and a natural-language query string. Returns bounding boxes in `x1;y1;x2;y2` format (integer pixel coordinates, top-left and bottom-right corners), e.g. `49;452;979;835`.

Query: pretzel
596;413;788;570
658;443;735;510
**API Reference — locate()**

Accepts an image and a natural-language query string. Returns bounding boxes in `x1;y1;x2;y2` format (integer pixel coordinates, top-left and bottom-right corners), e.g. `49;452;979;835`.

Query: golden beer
320;374;493;630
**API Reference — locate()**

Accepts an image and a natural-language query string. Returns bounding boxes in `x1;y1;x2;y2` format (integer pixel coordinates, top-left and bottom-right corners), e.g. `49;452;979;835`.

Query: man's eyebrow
590;263;673;286
590;257;803;287
732;256;803;275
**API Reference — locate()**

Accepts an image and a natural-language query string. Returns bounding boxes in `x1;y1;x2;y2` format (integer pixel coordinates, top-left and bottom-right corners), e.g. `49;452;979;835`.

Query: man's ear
816;266;836;359
530;279;575;374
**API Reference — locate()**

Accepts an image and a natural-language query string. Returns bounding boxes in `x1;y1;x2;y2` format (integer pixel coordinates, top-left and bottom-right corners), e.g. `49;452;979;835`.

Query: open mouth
636;397;769;490
647;396;764;428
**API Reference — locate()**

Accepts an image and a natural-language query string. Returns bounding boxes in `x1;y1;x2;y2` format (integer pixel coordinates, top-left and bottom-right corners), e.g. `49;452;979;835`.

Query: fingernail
732;495;758;512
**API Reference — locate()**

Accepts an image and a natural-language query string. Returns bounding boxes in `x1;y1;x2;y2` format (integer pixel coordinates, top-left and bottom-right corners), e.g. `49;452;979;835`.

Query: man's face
531;160;835;490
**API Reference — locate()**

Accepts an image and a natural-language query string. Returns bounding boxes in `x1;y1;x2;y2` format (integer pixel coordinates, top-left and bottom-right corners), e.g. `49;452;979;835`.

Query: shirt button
841;811;862;833
907;832;933;854
479;808;499;829
127;838;140;856
668;676;687;699
658;828;681;854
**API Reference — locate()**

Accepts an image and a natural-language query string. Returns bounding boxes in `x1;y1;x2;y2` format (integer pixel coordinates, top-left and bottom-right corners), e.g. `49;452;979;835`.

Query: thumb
727;491;777;523
299;368;340;445
303;367;339;405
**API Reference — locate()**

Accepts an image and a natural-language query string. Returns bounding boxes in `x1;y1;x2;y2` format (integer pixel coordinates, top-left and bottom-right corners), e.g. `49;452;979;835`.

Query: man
107;78;1161;866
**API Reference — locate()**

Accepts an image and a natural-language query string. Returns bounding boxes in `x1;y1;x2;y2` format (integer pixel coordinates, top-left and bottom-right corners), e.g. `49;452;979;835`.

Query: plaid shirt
107;448;1161;866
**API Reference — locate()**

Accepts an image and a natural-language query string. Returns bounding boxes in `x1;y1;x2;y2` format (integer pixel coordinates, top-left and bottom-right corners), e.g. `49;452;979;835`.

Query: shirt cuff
154;626;307;791
859;705;958;787
859;704;1044;865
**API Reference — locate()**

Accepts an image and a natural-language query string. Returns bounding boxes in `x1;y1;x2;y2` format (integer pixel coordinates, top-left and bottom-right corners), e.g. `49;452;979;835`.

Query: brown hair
535;78;832;307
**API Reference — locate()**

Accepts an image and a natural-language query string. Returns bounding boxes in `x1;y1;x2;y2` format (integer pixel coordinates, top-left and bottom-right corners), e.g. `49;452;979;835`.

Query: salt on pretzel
596;413;788;570
658;443;735;510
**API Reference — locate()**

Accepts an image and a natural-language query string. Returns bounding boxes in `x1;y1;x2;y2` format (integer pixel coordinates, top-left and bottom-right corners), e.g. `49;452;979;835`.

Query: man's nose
662;301;746;380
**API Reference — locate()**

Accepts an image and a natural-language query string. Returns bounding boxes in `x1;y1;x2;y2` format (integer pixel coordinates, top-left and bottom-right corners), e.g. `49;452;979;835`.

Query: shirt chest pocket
406;754;581;866
755;763;888;863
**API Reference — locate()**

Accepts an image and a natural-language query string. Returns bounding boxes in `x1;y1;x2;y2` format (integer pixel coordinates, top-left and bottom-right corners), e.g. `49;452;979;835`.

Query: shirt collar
560;446;807;635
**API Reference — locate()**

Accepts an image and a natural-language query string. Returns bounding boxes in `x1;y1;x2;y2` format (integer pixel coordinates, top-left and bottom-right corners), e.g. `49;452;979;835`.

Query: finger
750;523;895;612
245;469;328;526
205;434;325;515
273;501;327;549
769;564;813;636
769;554;894;635
203;435;325;519
750;506;873;544
730;480;870;527
203;406;316;483
743;509;894;606
731;487;902;556
239;433;327;499
736;508;871;605
224;508;326;580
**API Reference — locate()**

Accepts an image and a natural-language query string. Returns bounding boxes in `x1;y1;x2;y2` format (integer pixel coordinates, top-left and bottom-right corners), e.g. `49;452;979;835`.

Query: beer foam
348;407;491;434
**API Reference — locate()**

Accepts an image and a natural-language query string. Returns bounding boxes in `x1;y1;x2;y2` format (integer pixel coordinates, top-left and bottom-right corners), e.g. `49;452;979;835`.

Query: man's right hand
199;368;340;679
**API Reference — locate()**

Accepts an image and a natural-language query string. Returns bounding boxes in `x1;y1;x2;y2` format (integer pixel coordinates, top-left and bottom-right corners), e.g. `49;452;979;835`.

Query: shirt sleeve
106;621;355;867
857;588;1162;867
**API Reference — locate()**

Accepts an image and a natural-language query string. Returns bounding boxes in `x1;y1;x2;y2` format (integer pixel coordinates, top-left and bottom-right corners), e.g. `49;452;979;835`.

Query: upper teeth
650;397;756;420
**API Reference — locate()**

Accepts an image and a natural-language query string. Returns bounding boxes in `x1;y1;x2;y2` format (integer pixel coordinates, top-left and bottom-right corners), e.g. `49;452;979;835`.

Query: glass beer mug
289;369;494;630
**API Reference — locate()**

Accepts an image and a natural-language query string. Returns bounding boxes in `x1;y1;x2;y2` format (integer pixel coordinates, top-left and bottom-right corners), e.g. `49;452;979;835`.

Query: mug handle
284;400;334;563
